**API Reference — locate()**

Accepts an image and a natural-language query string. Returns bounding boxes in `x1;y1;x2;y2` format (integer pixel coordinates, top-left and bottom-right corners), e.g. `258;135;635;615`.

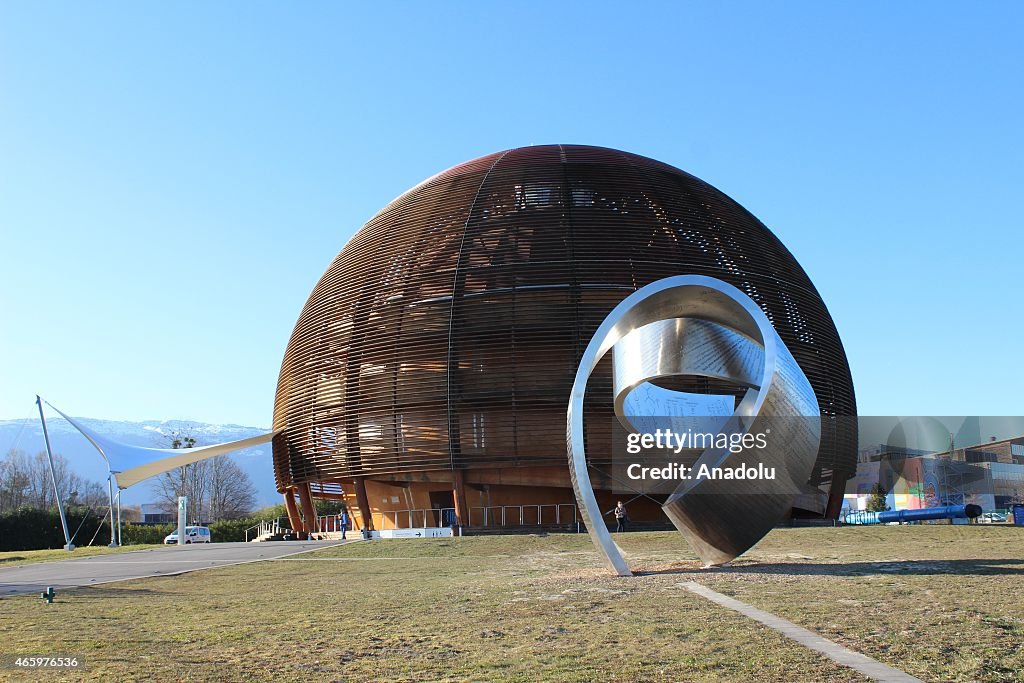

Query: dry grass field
1;526;1021;682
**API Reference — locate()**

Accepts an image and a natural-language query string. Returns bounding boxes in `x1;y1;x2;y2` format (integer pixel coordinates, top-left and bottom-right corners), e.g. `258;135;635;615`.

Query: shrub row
0;507;112;551
0;505;296;551
120;523;174;545
117;518;275;544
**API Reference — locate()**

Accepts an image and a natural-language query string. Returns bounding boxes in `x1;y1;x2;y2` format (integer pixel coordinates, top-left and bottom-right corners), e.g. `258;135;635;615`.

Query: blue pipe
877;504;982;524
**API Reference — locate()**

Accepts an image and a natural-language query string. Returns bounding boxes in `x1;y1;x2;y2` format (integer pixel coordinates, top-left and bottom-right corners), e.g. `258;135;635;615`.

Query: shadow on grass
69;585;176;598
1;585;175;600
640;558;1024;577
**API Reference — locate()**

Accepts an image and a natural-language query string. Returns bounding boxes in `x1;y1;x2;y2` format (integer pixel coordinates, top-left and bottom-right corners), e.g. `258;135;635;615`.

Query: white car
164;526;212;544
979;512;1008;524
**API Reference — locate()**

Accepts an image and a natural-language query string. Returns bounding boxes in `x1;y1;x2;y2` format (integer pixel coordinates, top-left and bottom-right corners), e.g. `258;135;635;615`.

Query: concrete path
0;541;343;597
680;581;924;683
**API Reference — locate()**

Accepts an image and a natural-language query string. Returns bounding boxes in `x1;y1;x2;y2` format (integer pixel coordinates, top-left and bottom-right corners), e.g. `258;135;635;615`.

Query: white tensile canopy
47;402;279;490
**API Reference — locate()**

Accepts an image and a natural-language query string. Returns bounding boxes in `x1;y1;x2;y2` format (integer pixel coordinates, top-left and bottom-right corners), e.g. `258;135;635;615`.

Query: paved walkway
680;581;924;683
0;541;343;597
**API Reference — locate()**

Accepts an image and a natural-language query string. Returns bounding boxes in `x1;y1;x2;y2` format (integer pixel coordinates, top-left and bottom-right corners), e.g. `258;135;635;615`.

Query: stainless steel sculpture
567;275;821;575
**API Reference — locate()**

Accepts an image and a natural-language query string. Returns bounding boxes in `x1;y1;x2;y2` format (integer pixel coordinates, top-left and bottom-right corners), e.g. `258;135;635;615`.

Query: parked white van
164;526;212;544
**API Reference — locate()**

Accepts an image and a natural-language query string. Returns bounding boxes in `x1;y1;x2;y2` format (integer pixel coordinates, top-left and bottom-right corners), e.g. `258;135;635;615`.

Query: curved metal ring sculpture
567;275;822;575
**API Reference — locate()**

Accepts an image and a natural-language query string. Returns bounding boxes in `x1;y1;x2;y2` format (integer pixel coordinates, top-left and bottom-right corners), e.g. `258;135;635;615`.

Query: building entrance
429;490;457;526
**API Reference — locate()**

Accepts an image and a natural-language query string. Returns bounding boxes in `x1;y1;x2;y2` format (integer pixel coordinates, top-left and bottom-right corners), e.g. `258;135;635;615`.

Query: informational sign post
177;496;187;546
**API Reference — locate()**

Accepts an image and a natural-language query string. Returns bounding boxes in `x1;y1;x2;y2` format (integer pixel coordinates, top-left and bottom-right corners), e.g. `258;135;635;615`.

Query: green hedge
0;507;110;552
0;505;298;551
121;519;280;544
208;518;258;542
118;519;272;544
120;523;174;545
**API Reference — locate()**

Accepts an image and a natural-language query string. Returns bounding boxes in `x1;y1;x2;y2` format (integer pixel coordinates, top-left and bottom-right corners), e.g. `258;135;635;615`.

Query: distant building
140;503;174;525
941;435;1024;466
846;435;1024;512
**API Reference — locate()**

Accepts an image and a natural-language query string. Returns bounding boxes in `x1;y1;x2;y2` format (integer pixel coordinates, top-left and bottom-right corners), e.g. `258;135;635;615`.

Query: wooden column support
297;482;318;537
452;469;469;528
354;476;374;531
283;489;302;536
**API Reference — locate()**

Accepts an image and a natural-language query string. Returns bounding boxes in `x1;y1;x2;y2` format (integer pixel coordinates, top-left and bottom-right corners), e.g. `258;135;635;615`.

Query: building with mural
845;434;1024;515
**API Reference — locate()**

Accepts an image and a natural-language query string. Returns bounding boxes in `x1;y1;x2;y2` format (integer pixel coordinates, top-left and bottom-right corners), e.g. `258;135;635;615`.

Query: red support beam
283;489;302;536
354;476;374;532
452;469;469;528
297;482;318;537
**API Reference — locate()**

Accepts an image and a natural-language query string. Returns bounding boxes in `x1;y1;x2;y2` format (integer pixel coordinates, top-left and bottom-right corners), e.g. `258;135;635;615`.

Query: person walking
614;501;628;532
340;508;349;540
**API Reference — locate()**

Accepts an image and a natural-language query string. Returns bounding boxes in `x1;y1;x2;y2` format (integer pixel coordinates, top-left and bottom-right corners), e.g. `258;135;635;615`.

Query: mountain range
0;415;280;509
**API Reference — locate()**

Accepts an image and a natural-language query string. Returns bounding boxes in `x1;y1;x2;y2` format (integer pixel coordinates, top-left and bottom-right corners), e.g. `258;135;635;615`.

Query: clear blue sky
1;2;1021;427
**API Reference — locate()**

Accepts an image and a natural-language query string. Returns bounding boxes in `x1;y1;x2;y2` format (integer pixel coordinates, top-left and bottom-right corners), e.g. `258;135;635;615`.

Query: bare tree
207;455;256;520
152;429;256;523
65;478;105;510
0;449;31;512
153;428;206;524
0;448;104;513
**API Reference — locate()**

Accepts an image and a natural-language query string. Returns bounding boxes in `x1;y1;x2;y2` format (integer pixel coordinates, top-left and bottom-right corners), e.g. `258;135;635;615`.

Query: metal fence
244;518;283;542
377;507;458;530
361;504;579;529
316;514;355;533
468;504;578;528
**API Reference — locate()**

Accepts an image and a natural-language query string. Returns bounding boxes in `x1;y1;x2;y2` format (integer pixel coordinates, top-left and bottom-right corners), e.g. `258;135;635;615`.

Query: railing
315;514;358;533
378;507;458;529
840;510;880;525
245;517;283;542
469;504;578;528
308;504;581;532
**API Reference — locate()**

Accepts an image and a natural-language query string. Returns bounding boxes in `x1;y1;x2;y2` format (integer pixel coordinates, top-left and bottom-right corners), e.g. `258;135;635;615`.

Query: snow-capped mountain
0;415;280;509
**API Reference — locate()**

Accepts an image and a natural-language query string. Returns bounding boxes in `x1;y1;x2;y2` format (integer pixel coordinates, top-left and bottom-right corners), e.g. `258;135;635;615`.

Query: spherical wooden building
272;145;856;536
